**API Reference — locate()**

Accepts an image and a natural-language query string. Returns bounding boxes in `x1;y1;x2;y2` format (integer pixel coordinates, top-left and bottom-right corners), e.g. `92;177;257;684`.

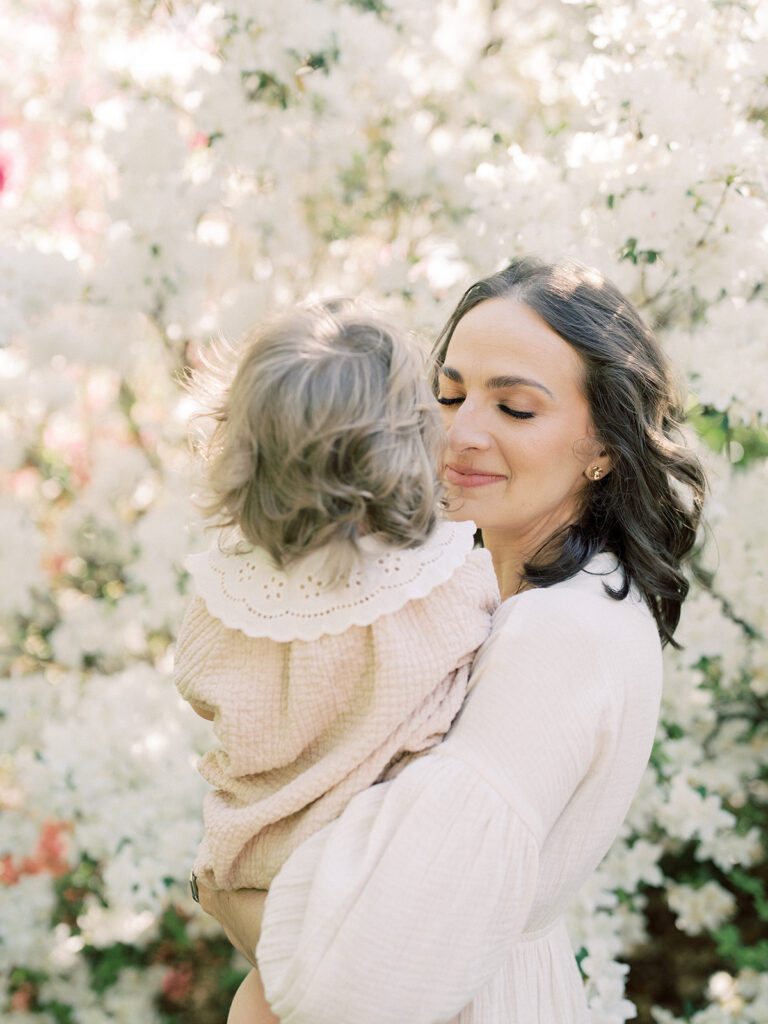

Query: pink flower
2;820;72;886
162;965;194;1003
10;985;32;1011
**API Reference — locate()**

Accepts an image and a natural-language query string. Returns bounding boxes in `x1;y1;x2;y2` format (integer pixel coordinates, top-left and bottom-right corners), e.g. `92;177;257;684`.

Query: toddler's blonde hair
191;301;445;566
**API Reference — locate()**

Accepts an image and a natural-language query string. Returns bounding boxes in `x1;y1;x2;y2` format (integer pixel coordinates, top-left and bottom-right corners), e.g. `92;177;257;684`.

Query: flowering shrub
1;1;766;1021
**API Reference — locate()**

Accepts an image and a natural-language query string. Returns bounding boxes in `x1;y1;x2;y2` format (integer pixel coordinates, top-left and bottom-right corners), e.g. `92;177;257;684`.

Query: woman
197;256;706;1023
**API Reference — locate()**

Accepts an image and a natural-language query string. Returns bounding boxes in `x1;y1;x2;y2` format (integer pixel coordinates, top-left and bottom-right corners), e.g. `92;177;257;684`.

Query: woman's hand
196;880;268;968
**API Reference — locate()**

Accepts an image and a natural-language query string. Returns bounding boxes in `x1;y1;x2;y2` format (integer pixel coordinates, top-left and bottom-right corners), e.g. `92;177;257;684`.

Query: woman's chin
442;501;480;525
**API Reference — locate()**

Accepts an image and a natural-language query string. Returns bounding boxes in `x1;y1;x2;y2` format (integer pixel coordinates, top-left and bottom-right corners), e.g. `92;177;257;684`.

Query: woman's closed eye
436;395;535;420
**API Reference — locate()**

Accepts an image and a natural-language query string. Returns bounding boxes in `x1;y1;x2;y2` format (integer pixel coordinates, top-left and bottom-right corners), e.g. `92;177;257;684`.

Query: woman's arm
198;759;540;1023
259;756;539;1024
251;592;616;1024
196;883;266;967
228;969;281;1024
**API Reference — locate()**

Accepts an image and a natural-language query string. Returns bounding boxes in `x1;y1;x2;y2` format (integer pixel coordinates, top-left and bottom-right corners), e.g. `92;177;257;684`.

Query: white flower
671;587;747;688
667;880;737;936
0;874;56;972
657;775;736;845
2;0;768;1013
35;666;209;908
0;248;80;345
0;498;46;619
49;593;131;669
76;898;159;949
101;965;166;1022
666;298;768;423
600;838;665;892
24;305;151;374
584;957;637;1024
651;1009;685;1024
0;412;26;471
734;969;768;1022
2;1013;56;1024
695;826;763;873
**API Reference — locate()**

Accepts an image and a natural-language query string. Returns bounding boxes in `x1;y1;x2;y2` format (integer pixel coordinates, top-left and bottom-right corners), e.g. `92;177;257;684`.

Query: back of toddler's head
196;301;444;566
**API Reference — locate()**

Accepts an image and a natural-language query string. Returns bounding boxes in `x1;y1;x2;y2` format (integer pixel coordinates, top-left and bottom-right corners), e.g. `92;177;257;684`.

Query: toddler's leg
227;967;280;1024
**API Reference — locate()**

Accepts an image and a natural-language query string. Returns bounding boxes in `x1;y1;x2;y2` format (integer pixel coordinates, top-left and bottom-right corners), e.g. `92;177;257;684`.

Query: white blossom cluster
1;0;767;1020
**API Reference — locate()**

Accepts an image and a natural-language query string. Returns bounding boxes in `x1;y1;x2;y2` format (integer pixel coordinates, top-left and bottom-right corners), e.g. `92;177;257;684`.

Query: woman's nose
444;402;492;453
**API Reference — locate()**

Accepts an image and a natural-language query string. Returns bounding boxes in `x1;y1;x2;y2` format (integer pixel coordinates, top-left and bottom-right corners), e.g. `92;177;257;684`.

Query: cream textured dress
174;520;498;890
256;552;663;1024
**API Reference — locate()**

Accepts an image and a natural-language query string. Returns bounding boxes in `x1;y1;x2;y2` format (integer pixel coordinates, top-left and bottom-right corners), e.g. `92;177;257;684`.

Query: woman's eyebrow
440;365;554;399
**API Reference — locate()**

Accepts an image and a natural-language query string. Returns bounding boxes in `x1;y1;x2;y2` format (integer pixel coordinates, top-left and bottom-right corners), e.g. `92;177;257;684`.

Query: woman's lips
444;465;507;488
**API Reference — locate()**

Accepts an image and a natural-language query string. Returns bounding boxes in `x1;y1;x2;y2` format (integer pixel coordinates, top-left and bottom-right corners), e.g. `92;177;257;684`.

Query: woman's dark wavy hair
431;256;706;647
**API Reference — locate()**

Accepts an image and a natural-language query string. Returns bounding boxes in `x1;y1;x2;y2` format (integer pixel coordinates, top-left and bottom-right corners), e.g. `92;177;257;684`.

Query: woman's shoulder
500;553;652;634
442;554;662;780
484;553;661;693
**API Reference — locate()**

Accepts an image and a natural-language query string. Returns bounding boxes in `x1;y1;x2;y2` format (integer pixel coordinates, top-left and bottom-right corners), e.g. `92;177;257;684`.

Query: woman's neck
482;523;572;600
481;533;532;601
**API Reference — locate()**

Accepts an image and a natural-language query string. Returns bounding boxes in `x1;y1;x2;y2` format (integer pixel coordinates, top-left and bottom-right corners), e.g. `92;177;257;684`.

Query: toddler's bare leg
227;968;280;1024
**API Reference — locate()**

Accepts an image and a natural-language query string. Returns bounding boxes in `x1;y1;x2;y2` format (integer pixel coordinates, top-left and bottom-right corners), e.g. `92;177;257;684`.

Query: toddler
174;302;498;1020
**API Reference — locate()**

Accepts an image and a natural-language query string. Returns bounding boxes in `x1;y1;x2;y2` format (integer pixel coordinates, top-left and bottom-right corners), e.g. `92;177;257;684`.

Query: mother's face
437;297;609;547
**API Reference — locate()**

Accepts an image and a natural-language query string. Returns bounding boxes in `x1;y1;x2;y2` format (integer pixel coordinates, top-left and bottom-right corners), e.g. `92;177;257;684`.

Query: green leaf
160;906;191;949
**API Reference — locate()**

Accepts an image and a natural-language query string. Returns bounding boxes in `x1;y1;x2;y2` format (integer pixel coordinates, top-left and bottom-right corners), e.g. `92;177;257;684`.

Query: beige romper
174;519;498;890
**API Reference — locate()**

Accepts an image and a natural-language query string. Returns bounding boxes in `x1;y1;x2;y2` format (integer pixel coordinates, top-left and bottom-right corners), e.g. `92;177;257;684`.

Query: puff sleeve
256;588;622;1024
257;755;540;1024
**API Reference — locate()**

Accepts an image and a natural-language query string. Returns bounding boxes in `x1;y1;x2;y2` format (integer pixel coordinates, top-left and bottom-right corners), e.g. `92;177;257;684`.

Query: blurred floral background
1;0;767;1021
